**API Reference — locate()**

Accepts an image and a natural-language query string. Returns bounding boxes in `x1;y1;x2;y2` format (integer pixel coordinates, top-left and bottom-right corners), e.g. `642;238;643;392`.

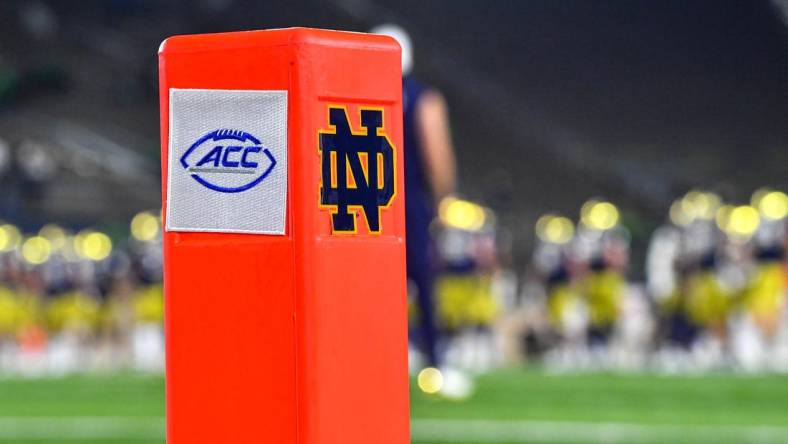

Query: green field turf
1;369;787;443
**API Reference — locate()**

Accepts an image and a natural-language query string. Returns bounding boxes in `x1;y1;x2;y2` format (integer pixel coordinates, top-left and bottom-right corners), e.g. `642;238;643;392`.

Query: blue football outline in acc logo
179;129;277;193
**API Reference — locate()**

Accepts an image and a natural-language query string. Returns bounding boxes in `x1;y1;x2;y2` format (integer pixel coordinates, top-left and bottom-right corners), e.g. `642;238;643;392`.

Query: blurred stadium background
1;0;788;443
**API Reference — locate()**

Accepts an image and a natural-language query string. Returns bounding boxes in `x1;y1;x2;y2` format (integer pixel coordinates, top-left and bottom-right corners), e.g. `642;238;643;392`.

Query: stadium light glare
0;224;22;252
715;205;733;232
693;191;720;220
580;200;619;230
21;236;52;265
678;190;720;222
535;214;574;244
131;211;160;241
680;191;698;219
439;197;486;231
417;367;443;394
83;232;112;261
73;231;87;256
74;230;112;261
757;191;787;220
750;187;771;209
38;224;67;251
669;200;693;226
724;205;760;237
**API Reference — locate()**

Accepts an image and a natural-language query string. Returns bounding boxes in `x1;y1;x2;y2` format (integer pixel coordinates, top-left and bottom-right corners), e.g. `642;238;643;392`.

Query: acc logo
319;107;396;234
180;129;276;193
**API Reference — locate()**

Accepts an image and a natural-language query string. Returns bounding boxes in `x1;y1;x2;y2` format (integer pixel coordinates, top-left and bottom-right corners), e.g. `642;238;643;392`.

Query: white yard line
0;417;165;440
411;419;788;443
1;417;787;443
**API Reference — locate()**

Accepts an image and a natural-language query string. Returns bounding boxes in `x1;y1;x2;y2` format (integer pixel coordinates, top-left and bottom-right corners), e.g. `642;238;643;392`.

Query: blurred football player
435;201;501;374
582;229;628;345
574;201;629;349
531;214;588;369
655;191;731;371
744;192;787;338
372;24;460;395
372;24;457;364
730;190;788;371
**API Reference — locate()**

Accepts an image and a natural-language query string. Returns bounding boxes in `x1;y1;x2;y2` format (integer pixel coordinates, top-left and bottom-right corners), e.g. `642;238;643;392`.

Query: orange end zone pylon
158;28;408;444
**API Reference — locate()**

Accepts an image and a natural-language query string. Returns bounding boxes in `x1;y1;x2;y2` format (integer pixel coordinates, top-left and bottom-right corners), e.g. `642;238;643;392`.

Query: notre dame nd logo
319;106;396;234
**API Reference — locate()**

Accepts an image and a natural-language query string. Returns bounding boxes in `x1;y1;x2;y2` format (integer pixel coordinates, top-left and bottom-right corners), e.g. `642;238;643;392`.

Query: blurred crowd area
0;211;163;376
410;189;788;376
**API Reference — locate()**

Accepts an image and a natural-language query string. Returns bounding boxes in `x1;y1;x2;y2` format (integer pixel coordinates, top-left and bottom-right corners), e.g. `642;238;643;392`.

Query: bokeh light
580;200;619;230
417;367;444;394
682;190;720;220
750;187;771;209
672;190;721;225
21;236;52;265
535;214;574;244
131;211;161;241
669;199;692;226
719;205;760;237
0;224;22;252
38;224;67;251
439;197;486;231
74;230;112;261
756;190;788;220
715;204;733;232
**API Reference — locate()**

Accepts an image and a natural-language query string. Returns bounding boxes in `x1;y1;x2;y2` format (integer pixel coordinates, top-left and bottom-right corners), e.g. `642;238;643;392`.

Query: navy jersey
403;76;441;367
402;76;434;270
